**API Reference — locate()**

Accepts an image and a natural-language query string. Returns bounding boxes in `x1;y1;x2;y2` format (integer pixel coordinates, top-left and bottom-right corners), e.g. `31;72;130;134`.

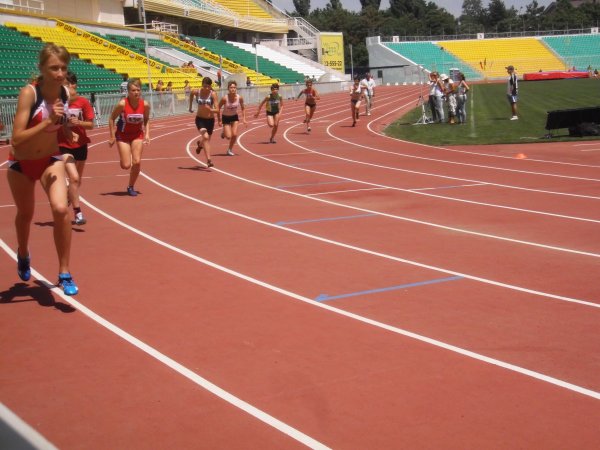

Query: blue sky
270;0;554;17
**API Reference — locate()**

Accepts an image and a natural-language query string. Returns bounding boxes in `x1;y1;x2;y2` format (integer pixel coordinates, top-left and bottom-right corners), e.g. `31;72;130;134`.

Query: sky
270;0;554;17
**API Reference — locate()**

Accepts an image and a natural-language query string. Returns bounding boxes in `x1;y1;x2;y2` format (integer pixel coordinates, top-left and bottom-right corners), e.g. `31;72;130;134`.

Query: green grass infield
384;78;600;146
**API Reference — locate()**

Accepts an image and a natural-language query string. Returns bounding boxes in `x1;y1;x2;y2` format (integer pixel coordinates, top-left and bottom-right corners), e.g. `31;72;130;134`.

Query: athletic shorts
266;111;279;117
8;154;62;181
507;94;518;104
60;144;88;161
195;116;215;135
116;131;144;143
222;114;239;125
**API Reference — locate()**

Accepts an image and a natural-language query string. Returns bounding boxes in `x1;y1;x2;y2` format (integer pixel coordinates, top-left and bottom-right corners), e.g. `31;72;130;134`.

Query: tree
359;0;381;11
328;0;342;10
485;0;509;30
460;0;484;24
293;0;310;17
389;0;426;18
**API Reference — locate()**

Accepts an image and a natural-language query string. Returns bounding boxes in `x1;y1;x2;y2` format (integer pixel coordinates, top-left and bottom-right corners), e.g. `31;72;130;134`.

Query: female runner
7;44;79;295
57;71;94;225
349;76;362;126
296;79;320;132
108;78;151;196
218;80;246;156
254;83;283;144
189;76;219;167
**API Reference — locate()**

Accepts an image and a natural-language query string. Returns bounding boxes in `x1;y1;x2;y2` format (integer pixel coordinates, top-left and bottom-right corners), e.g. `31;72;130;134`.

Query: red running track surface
1;85;600;449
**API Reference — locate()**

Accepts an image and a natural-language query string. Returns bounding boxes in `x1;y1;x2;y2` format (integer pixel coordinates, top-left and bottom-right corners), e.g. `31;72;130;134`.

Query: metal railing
0;81;347;141
379;27;599;43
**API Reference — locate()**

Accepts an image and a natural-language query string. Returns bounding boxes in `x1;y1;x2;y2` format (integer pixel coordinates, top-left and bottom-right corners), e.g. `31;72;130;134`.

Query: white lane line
0;403;58;450
142;157;600;307
233;128;600;257
15;201;600;403
0;241;332;450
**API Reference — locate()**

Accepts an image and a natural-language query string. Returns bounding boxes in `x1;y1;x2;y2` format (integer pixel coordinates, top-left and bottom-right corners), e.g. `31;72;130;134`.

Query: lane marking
233;128;600;257
0;403;58;450
12;202;600;403
276;180;350;189
275;213;376;226
0;242;332;450
315;276;463;302
409;183;488;191
141;167;600;306
307;187;389;196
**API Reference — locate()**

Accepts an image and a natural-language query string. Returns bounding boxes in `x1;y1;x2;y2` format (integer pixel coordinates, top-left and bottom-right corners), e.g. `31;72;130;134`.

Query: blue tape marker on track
276;213;376;226
316;276;464;302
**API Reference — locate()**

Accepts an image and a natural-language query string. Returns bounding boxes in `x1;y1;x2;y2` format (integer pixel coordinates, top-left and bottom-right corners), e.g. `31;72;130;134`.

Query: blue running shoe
58;273;78;296
17;251;31;281
127;186;138;197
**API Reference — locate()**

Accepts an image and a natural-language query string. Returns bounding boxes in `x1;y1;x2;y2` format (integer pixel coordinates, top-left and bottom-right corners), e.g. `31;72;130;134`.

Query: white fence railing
0;81;347;140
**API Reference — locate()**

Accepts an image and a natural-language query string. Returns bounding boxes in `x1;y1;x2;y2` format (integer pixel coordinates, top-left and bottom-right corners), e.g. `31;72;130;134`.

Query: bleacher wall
366;36;426;85
43;0;125;26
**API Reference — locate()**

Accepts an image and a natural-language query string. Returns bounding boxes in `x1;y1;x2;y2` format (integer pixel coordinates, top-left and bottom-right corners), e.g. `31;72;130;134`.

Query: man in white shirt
359;72;376;116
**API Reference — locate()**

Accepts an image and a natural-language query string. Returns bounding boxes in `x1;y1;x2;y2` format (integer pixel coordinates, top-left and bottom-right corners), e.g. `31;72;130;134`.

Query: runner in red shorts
108;78;151;196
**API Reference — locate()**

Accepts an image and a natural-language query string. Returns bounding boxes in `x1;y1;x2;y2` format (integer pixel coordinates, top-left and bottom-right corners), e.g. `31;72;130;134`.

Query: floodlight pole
350;44;354;79
139;0;154;112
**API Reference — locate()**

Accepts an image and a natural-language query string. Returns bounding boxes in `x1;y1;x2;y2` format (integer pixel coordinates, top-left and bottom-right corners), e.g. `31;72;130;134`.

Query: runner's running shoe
58;273;78;296
17;251;30;281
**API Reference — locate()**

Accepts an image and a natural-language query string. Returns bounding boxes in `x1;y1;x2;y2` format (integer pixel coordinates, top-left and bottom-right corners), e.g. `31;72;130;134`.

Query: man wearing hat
506;65;518;120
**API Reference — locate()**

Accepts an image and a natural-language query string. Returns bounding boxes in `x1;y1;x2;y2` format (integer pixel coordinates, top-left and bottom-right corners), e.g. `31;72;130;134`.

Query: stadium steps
439;37;566;78
384;41;481;80
210;0;272;19
192;36;304;84
229;41;326;80
5;21;191;91
162;34;277;85
0;24;123;96
542;35;600;71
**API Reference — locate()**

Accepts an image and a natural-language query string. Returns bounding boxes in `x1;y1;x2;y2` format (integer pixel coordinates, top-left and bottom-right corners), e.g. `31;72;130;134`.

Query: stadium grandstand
0;0;344;101
367;30;600;85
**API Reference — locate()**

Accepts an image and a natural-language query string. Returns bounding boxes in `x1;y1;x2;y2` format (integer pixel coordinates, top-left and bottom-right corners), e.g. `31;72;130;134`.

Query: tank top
265;94;281;114
222;94;239;117
28;83;69;132
196;89;214;106
116;97;145;135
304;88;316;105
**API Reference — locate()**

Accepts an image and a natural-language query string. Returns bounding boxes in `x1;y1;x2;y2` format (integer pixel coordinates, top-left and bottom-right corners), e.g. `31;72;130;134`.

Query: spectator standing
119;73;129;97
165;81;175;115
359;72;376;116
506;65;519;120
441;74;456;124
427;72;439;123
433;73;446;123
455;73;470;124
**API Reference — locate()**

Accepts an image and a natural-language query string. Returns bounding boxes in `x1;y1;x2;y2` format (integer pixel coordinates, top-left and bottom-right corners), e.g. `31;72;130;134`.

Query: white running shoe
75;212;86;225
226;148;235;156
510;116;519;120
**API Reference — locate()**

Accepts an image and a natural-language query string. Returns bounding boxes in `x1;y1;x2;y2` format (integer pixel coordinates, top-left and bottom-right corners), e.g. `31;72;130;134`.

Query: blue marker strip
315;276;464;302
276;181;350;189
276;213;376;226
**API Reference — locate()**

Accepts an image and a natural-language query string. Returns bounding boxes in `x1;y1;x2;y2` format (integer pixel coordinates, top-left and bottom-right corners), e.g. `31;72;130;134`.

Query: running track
1;85;599;449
